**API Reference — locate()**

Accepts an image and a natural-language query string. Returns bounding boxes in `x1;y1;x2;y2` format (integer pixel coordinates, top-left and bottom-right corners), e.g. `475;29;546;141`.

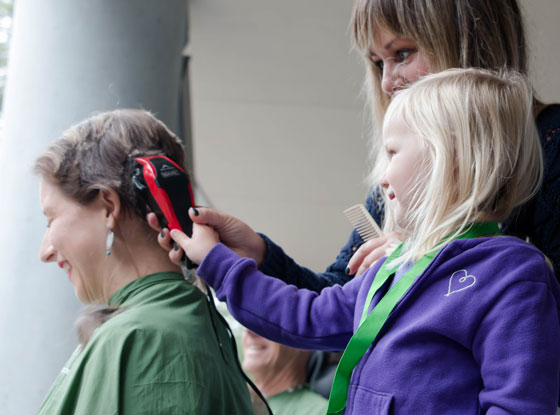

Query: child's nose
379;177;389;189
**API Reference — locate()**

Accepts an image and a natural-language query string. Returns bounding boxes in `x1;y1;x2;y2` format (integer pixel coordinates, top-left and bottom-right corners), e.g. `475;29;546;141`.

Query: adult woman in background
36;109;254;415
164;0;558;286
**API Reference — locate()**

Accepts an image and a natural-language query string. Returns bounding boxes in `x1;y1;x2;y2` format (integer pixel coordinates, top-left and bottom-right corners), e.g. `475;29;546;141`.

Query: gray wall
188;0;367;270
524;0;560;103
188;0;560;271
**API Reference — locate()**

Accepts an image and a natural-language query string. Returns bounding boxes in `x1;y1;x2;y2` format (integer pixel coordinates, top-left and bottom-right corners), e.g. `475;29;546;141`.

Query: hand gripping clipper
131;155;196;237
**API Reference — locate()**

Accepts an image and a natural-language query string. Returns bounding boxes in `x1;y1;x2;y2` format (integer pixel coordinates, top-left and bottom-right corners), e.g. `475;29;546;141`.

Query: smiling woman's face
241;328;308;379
39;179;109;304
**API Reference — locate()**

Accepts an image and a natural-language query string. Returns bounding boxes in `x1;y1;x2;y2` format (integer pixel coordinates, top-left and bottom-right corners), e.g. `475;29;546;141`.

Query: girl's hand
147;211;173;250
347;232;403;276
187;207;267;265
147;207;267;265
169;223;220;265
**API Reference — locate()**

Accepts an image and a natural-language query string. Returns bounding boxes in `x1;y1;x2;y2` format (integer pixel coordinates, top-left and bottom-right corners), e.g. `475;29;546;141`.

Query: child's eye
373;60;384;71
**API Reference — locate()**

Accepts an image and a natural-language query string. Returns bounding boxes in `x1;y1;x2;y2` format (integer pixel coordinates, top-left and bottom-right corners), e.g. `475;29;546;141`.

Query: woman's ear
98;188;121;229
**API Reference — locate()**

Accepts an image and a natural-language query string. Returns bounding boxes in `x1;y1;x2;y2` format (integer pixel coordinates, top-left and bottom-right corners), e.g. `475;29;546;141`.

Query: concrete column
0;1;188;412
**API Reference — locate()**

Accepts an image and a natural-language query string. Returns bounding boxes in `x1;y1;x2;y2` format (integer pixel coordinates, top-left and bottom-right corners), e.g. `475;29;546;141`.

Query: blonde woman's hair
373;68;543;266
350;0;528;138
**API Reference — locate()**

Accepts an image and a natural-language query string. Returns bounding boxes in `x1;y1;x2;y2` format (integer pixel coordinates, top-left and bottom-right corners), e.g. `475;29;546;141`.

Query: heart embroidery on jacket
445;269;476;297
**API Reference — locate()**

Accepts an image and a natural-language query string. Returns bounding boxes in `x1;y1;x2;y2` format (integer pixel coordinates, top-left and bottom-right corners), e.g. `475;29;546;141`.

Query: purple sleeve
197;243;369;350
474;260;560;414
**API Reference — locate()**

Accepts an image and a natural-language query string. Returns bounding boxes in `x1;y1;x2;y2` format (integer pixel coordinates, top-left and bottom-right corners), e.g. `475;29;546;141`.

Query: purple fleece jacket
198;236;560;414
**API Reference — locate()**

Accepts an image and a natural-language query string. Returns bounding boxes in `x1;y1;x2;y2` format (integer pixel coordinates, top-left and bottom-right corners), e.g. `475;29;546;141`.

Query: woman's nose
39;233;56;263
381;61;402;96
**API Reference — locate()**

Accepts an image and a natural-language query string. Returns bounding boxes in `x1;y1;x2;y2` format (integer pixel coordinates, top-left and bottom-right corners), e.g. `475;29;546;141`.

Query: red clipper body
131;155;196;237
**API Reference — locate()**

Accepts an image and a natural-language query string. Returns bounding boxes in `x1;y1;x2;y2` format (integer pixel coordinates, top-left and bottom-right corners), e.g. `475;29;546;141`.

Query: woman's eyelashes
370;49;416;72
397;49;414;61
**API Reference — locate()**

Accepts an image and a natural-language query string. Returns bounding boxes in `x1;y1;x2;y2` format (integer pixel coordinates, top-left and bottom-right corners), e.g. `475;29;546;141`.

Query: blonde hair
33;109;186;219
374;68;543;266
350;0;528;137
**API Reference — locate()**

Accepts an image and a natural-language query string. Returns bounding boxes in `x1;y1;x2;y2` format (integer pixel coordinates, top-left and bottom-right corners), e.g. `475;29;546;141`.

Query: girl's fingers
169;242;185;266
146;212;175;252
146;212;162;231
169;228;190;249
170;225;218;265
158;227;173;252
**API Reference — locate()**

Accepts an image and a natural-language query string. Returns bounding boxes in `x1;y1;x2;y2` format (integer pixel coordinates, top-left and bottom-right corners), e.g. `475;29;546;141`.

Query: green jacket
38;272;254;415
268;385;328;415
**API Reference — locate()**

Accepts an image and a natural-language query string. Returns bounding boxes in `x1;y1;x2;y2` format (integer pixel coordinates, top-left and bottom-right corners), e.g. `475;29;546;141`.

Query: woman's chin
74;288;97;305
74;290;87;304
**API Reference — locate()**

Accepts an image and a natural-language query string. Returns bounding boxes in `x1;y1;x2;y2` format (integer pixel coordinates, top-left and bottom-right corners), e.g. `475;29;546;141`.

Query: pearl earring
106;230;114;256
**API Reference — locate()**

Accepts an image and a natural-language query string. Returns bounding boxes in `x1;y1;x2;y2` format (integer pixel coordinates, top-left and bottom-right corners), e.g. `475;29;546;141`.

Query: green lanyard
326;222;500;415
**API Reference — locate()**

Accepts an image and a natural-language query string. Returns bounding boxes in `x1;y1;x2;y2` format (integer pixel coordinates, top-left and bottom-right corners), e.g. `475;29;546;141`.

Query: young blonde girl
172;69;560;414
375;68;543;268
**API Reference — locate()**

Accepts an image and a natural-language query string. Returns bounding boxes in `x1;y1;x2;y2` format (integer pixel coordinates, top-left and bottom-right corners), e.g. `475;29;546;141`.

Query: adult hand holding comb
343;204;402;276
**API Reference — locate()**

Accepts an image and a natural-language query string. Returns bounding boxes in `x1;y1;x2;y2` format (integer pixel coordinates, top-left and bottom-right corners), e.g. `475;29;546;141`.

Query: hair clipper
131;155;197;268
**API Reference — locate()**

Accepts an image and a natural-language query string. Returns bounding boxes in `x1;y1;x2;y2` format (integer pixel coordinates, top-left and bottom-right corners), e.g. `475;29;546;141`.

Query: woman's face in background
39;179;109;304
368;26;431;96
241;328;308;379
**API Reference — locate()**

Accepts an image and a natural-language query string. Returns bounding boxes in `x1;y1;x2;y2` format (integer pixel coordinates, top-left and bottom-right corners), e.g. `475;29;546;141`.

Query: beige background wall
187;0;560;271
524;0;560;103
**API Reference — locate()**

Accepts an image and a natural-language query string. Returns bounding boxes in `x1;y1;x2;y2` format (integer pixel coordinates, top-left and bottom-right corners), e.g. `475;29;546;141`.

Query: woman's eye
372;59;384;71
396;50;412;62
